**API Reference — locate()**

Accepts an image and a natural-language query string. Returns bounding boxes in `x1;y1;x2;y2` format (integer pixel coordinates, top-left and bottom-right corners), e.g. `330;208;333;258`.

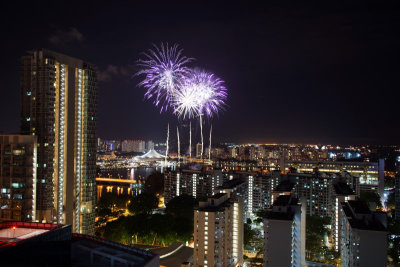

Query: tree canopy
103;194;196;246
128;191;159;215
145;171;164;195
359;191;382;209
165;194;197;220
306;215;331;260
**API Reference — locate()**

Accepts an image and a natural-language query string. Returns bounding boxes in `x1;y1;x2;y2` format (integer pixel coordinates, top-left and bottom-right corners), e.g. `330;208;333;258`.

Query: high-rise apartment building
164;168;224;203
194;193;243;267
0;135;37;222
332;182;356;251
105;140;120;152
244;172;272;218
273;171;359;251
263;195;306;267
340;200;388;266
21;49;97;234
278;171;359;217
165;168;277;219
286;160;384;196
121;140;134;152
146;140;154;151
395;165;400;221
133;140;146;153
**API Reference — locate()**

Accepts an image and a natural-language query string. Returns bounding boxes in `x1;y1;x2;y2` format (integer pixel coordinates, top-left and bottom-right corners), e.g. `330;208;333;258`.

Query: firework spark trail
189;121;192;158
137;43;193;112
200;114;203;159
209;124;212;161
165;123;169;166
177;126;180;164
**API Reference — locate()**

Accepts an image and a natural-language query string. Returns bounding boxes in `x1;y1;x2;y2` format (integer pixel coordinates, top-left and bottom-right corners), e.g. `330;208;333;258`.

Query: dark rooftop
0;222;159;266
209;193;227;199
274;179;294;192
273;195;298;207
334;182;355;195
152;242;193;267
341;201;387;232
197;198;237;212
348;200;371;214
217;178;245;189
265;211;294;221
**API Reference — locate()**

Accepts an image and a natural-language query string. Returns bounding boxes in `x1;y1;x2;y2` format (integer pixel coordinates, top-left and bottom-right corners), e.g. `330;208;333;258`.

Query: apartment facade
0;135;37;222
21;49;97;234
263;195;306;267
340;200;388;266
194;193;243;267
164;168;224;203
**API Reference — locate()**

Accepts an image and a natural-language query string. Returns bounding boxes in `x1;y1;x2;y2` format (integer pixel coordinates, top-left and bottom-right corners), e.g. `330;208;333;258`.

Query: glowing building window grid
176;173;180;196
32;143;37;221
204;214;208;254
233;203;239;259
212;175;214;193
192;174;197;198
75;69;83;231
58;64;66;223
248;176;253;215
335;198;339;250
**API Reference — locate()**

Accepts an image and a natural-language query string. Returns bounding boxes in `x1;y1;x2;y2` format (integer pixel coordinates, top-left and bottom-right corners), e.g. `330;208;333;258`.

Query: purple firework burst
173;69;227;118
136;43;193;112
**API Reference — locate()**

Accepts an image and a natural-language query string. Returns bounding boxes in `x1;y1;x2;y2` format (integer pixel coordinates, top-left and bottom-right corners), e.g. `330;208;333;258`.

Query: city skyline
0;2;399;145
0;2;397;266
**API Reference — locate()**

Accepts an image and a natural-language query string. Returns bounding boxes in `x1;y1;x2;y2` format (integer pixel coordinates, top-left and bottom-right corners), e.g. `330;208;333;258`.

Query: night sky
1;1;399;145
